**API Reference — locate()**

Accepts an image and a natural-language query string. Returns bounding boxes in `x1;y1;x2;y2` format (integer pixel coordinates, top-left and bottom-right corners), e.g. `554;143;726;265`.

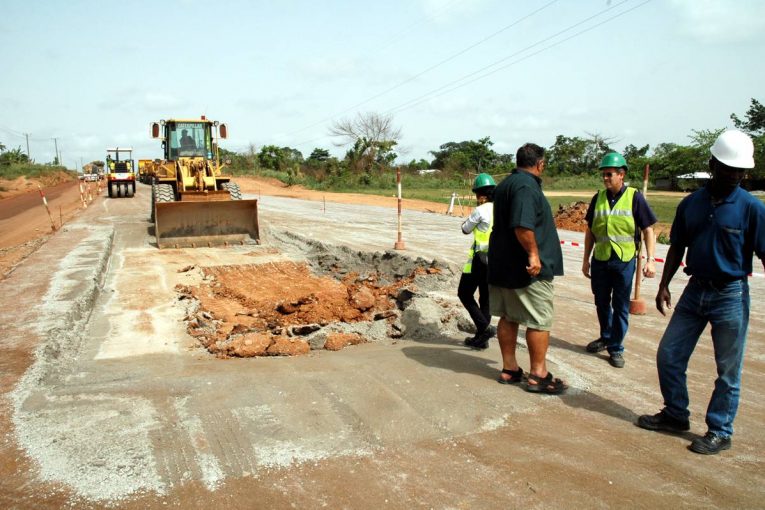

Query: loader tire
150;184;157;222
156;184;175;203
222;181;242;200
108;183;114;198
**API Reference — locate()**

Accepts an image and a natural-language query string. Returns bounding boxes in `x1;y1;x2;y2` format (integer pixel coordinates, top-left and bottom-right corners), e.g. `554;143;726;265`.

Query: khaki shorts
489;280;555;331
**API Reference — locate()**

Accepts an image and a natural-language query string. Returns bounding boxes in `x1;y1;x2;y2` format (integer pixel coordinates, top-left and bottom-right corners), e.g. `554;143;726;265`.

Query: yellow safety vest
463;203;493;273
592;187;637;262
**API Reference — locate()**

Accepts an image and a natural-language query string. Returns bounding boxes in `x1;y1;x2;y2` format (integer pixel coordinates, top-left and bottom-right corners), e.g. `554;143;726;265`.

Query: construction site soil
1;176;763;509
180;258;442;357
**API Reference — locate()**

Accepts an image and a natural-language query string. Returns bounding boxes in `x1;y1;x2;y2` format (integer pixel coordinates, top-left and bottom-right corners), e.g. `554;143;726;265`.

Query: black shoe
463;334;479;347
470;325;495;350
608;351;625;368
472;338;489;350
483;325;497;339
586;338;607;353
637;410;690;433
689;432;731;455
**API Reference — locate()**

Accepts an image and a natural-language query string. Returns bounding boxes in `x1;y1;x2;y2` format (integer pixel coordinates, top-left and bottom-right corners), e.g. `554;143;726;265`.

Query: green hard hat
472;173;496;192
599;152;627;170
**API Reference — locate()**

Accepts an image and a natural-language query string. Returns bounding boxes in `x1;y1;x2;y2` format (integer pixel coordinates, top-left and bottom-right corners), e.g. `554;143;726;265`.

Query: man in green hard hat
581;152;657;368
460;173;496;349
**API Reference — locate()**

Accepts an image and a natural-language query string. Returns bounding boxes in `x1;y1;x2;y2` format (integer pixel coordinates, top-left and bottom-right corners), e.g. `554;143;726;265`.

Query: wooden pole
630;163;650;315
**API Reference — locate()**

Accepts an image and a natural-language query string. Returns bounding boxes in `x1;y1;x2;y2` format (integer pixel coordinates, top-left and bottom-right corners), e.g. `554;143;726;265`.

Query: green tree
403;158;431;172
307;148;330;163
429;136;511;176
258;145;303;171
0;146;30;166
731;98;765;135
546;135;589;175
623;143;649;160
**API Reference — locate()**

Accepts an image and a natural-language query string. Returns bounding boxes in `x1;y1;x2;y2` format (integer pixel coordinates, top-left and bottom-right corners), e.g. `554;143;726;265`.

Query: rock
324;333;364;351
225;333;271;357
291;324;321;336
307;332;328;350
267;337;310;356
399;297;445;341
395;288;416;310
350;286;375;311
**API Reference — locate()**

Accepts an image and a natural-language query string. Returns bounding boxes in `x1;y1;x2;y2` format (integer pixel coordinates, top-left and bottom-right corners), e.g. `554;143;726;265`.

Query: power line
284;1;559;142
387;0;651;116
289;1;644;151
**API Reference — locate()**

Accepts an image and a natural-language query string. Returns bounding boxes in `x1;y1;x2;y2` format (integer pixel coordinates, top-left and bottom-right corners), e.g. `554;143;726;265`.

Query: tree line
218;98;764;189
3;99;762;188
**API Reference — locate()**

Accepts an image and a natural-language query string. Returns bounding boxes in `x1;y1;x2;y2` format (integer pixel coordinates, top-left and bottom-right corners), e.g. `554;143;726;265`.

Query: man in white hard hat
637;129;765;455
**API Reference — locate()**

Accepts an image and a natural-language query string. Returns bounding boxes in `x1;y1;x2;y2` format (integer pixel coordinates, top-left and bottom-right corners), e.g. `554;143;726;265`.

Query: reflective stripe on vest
592;187;637;262
463;203;494;273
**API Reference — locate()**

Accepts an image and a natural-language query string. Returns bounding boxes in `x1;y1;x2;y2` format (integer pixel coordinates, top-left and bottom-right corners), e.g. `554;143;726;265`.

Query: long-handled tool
629;164;650;315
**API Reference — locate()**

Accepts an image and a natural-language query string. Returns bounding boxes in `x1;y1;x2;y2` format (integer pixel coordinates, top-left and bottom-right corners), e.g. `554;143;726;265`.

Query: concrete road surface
1;182;763;509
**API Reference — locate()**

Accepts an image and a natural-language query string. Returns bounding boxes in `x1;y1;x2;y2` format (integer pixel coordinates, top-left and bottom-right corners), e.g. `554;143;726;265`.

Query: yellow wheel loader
146;117;259;248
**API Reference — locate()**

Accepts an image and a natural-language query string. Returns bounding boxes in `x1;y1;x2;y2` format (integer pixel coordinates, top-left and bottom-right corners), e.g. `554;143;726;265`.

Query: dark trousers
590;254;636;353
458;256;491;334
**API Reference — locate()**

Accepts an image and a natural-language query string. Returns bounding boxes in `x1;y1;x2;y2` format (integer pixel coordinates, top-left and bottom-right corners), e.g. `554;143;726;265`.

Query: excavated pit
176;233;458;357
554;200;589;232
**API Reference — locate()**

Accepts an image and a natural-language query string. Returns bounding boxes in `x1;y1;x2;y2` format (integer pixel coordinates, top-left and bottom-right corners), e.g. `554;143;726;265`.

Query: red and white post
38;185;57;231
394;167;406;250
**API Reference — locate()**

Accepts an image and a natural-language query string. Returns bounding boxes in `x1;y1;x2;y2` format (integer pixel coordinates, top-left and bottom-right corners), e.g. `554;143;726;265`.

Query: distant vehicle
106;147;136;198
80;162;102;182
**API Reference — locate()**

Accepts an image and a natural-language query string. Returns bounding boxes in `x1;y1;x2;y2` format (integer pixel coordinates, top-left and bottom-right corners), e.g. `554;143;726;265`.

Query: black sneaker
689;432;731;455
463;334;479;347
586;338;607;353
637;410;690;433
608;352;625;368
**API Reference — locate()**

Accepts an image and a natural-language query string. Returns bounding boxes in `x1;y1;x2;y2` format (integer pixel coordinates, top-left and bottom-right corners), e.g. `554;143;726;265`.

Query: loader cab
165;121;213;160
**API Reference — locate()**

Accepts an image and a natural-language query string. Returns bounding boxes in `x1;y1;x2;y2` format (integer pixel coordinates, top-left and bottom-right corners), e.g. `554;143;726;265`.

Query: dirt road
1;180;763;509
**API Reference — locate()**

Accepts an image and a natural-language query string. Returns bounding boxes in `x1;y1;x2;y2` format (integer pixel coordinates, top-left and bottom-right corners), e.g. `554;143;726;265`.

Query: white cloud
670;0;765;43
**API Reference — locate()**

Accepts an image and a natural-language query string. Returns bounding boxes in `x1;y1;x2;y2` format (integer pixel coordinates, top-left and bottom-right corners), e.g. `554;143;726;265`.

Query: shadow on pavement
400;344;499;380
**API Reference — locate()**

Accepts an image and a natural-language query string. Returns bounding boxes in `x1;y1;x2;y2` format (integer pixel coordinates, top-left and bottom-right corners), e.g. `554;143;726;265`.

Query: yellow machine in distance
106;147;136;198
145;117;259;248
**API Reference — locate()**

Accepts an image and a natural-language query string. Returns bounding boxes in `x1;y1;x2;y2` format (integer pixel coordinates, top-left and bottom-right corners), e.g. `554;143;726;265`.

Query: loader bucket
154;199;259;249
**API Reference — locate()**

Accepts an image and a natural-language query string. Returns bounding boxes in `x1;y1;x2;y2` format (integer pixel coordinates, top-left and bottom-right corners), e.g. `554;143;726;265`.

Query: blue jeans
590;255;636;353
656;277;750;437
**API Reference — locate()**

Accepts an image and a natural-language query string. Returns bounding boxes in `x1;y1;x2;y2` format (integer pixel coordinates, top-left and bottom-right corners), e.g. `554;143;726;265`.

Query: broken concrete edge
270;228;459;286
9;226;116;476
174;230;471;358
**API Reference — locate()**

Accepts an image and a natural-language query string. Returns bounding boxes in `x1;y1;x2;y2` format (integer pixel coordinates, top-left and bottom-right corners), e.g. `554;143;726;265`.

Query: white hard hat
710;129;755;169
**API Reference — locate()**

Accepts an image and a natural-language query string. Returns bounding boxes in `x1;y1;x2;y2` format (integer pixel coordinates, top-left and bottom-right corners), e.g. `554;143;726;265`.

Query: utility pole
52;137;59;164
23;133;31;158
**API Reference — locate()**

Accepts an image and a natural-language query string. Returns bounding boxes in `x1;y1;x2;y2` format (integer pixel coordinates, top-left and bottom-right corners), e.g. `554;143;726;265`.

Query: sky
1;0;764;170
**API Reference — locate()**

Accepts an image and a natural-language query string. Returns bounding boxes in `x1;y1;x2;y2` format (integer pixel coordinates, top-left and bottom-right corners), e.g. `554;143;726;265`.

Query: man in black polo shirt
637;129;765;455
488;143;567;394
